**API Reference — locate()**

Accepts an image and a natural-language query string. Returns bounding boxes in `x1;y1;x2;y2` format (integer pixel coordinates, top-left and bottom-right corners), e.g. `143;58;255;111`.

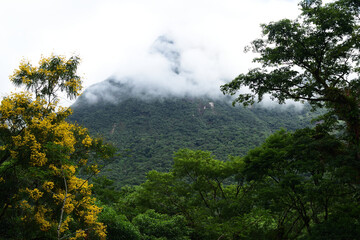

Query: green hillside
69;80;316;185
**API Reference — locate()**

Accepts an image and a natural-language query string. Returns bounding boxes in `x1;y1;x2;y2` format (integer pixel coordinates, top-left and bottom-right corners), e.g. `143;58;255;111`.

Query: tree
10;55;82;103
220;1;360;237
221;0;359;146
132;209;191;240
241;128;358;239
0;55;115;239
131;149;263;240
130;132;358;239
98;205;141;240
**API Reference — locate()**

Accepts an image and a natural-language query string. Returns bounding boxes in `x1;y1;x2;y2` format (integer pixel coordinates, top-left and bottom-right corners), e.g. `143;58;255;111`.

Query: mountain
69;79;317;186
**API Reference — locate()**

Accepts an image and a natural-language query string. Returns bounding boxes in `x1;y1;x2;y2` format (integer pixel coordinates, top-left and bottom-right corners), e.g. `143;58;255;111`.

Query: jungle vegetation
1;0;359;239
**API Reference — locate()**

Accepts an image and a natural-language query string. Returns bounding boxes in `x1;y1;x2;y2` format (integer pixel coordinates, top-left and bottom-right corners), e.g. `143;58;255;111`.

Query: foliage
80;0;360;239
242;128;357;239
0;55;115;239
221;0;360;145
217;1;360;237
10;54;82;103
115;127;358;239
132;209;191;240
98;204;141;240
120;149;266;239
69;85;317;186
91;176;121;205
4;1;355;239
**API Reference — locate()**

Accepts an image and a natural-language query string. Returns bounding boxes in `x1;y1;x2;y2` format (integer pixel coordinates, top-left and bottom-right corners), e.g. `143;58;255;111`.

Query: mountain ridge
69;80;316;186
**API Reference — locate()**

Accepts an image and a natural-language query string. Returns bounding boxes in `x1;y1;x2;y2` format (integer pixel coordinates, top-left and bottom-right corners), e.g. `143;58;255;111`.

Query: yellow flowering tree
0;55;114;239
10;55;82;103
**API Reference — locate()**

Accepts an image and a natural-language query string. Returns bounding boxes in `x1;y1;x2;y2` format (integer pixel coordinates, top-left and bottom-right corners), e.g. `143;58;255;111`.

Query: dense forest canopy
69;88;318;186
0;0;359;239
94;0;360;239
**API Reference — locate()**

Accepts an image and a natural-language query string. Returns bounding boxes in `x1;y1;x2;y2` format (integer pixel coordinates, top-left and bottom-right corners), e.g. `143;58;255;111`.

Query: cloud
0;0;304;106
82;33;305;113
77;0;304;104
82;34;231;103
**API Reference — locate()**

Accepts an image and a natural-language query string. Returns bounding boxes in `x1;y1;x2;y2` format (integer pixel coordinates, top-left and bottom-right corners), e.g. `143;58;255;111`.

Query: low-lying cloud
82;34;305;111
2;0;309;110
83;34;232;104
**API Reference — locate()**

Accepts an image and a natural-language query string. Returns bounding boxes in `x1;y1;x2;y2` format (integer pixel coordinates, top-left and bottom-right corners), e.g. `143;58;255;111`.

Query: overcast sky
0;0;329;105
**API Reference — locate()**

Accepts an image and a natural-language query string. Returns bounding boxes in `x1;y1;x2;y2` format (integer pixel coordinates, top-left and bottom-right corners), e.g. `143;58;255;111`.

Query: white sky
0;0;327;105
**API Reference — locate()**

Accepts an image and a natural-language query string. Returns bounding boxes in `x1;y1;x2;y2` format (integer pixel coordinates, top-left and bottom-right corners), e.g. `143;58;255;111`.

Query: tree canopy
0;55;115;239
2;1;359;239
221;0;359;144
78;1;360;239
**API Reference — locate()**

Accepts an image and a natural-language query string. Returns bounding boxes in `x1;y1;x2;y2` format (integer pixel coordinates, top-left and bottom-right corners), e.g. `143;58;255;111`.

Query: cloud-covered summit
81;34;231;104
151;35;181;75
1;0;308;108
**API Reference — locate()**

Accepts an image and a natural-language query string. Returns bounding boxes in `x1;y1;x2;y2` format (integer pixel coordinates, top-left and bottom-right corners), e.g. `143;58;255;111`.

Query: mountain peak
151;35;181;75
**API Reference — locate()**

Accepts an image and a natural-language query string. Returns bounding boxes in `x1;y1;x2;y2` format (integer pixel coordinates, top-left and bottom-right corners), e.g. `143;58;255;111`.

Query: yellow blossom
34;205;52;231
52;191;66;204
2;55;108;239
94;222;107;240
25;188;44;201
90;164;100;174
82;135;92;147
19;200;32;210
79;158;88;165
63;164;77;175
42;181;54;192
64;202;75;214
10;150;17;158
60;216;72;233
69;229;87;240
49;164;60;175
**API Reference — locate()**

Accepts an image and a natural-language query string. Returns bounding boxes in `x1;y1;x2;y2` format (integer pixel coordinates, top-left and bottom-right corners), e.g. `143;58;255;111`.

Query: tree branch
57;168;68;240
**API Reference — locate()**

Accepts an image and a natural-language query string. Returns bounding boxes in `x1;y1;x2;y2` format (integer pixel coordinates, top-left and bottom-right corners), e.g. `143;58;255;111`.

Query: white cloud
0;0;304;105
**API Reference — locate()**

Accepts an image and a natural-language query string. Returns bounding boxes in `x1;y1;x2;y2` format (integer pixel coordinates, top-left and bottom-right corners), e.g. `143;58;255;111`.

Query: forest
69;87;319;186
0;0;359;239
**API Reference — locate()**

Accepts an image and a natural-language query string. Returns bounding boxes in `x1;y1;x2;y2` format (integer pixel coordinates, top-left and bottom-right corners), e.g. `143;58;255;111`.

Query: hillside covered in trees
0;0;359;239
69;80;317;185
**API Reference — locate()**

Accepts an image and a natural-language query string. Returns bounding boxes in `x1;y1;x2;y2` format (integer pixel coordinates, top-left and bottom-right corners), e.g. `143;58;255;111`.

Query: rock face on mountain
69;79;316;186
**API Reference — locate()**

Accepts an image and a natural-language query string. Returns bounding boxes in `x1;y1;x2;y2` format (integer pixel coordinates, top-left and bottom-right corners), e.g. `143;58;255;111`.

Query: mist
81;34;305;111
1;0;310;110
82;34;232;104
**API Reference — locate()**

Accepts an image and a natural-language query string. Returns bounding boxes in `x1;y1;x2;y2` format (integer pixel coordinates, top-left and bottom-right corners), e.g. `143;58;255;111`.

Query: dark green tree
132;209;191;240
241;128;358;239
220;0;360;237
131;149;273;240
98;204;141;240
221;0;359;146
